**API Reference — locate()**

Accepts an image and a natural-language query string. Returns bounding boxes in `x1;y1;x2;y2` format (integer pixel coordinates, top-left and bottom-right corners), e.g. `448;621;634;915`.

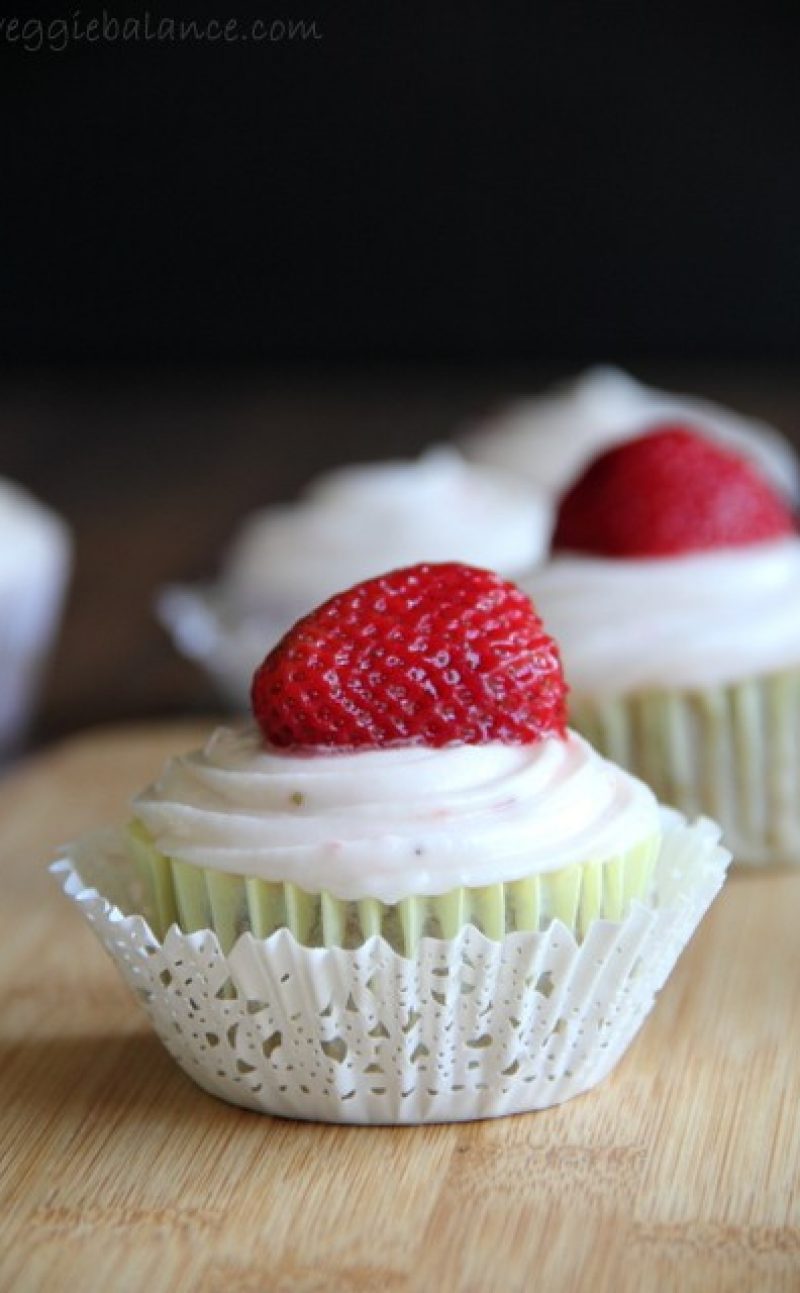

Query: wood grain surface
1;721;799;1293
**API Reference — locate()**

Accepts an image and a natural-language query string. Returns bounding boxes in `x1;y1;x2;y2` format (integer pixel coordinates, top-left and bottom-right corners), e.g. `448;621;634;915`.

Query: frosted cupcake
55;563;728;1122
528;425;800;867
461;366;799;502
0;479;71;755
158;446;551;708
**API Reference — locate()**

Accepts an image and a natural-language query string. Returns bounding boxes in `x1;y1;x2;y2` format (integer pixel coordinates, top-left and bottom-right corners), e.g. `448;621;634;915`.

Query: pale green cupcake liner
569;667;800;867
127;820;659;956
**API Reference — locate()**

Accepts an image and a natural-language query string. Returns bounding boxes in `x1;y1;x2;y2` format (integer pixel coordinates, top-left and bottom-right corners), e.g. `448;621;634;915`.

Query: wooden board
1;721;799;1293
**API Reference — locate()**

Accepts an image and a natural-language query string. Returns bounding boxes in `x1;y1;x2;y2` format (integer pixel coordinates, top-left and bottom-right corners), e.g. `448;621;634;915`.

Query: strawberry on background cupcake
55;562;729;1123
527;425;800;866
158;446;551;709
461;366;800;503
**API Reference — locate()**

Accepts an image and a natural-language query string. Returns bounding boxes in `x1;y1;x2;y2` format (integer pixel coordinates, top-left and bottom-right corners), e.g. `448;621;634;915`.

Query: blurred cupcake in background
0;479;72;756
159;446;551;708
461;366;799;503
526;425;800;867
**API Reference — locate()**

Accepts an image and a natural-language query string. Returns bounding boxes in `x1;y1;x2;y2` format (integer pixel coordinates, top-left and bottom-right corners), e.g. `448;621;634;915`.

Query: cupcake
527;425;800;867
461;366;799;503
158;446;551;709
0;478;71;756
55;563;729;1122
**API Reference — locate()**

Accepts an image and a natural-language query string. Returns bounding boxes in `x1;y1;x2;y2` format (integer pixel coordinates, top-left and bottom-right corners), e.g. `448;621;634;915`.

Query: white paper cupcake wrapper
51;810;729;1124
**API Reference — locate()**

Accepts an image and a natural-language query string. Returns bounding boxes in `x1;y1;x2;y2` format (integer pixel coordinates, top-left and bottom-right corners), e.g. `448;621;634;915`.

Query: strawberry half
553;424;796;558
252;562;567;750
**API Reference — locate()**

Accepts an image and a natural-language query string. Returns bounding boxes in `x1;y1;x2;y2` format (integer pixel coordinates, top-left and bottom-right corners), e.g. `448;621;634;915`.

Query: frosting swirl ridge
527;537;800;694
133;725;658;903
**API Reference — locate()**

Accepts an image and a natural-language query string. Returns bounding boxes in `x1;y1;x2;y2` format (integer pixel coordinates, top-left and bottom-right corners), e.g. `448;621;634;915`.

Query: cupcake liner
128;820;659;954
570;669;800;867
51;810;729;1123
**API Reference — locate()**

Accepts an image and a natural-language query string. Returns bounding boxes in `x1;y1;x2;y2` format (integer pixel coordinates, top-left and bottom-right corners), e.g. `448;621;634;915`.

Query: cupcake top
527;427;800;694
461;366;799;502
225;447;551;611
0;478;71;587
137;563;658;902
134;727;657;904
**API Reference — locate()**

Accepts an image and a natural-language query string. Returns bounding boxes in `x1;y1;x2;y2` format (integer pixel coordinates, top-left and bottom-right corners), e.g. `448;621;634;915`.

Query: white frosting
0;480;72;748
0;479;71;589
224;447;551;612
133;726;658;903
527;537;800;695
462;367;800;501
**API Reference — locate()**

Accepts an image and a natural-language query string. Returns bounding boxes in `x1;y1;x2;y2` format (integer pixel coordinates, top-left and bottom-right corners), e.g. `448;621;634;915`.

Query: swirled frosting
526;537;800;695
225;447;551;611
133;725;658;903
462;367;799;501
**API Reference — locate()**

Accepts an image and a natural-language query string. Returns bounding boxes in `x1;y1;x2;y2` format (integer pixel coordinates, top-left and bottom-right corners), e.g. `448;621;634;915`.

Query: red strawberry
554;424;796;558
252;562;567;750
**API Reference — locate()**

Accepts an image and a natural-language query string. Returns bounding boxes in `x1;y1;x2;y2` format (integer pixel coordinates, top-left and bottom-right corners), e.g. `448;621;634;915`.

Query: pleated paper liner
570;666;800;867
127;820;659;955
52;810;729;1123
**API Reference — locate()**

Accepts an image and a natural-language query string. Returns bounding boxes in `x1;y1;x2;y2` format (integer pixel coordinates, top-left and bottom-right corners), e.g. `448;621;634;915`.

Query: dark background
4;4;800;366
2;5;800;745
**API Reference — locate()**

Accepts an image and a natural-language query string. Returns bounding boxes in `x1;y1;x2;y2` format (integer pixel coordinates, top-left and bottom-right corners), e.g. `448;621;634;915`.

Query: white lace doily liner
51;810;729;1124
